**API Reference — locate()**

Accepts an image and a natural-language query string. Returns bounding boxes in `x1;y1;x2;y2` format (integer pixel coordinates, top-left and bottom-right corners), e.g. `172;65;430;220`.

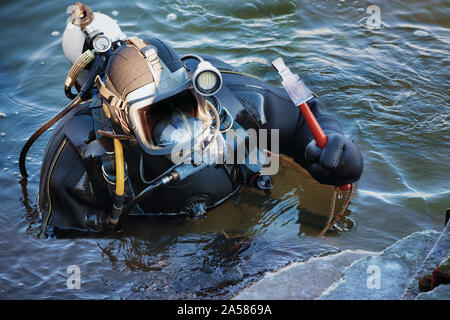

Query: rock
233;250;376;300
319;230;440;300
416;284;450;300
403;221;449;299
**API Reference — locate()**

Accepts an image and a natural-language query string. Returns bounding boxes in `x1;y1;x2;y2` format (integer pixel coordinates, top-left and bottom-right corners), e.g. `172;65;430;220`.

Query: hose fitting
108;195;124;226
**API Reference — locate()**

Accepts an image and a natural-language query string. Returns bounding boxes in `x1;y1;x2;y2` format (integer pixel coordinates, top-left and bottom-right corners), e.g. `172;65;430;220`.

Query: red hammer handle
299;102;351;191
299;102;328;149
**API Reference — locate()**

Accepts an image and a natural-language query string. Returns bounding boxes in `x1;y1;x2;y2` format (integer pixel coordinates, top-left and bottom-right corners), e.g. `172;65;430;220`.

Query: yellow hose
113;138;125;197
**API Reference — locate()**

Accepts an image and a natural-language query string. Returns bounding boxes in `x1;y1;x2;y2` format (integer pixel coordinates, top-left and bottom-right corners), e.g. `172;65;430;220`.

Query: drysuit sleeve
268;96;364;186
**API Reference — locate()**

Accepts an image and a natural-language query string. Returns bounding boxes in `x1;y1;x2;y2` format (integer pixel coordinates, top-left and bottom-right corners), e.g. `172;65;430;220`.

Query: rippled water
0;0;449;299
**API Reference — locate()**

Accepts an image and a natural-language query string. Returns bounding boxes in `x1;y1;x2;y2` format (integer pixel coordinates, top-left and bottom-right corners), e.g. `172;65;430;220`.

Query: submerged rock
319;230;440;300
233;250;376;300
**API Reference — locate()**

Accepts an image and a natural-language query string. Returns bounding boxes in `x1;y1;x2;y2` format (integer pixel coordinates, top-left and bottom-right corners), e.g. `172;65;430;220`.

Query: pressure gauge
92;34;112;54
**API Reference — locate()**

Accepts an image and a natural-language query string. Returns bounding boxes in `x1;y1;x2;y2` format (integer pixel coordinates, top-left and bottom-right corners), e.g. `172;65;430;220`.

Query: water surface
0;0;449;299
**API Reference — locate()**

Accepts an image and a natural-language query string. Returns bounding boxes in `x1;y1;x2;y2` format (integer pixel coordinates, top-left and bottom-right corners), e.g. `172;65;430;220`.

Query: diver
20;3;363;235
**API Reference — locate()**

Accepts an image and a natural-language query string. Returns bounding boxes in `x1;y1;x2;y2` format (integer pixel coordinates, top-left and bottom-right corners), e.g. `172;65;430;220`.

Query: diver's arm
273;97;363;186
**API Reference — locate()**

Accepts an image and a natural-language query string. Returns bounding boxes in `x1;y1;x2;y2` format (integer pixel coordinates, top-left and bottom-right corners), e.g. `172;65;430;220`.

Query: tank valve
70;2;94;29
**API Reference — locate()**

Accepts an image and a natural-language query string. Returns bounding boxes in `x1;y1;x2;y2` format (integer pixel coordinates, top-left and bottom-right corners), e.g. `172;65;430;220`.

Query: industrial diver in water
19;3;363;235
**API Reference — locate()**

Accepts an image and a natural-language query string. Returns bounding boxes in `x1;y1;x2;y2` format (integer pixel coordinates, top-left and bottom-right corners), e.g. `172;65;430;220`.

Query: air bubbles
167;13;177;21
0;132;6;137
111;10;119;16
0;112;6;118
51;31;60;37
414;30;429;37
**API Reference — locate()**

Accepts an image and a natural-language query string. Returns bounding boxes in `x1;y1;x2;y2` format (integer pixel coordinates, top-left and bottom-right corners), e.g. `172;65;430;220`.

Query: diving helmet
96;37;221;163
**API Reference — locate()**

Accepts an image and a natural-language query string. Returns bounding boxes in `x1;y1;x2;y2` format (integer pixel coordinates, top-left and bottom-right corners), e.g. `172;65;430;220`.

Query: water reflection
94;229;339;299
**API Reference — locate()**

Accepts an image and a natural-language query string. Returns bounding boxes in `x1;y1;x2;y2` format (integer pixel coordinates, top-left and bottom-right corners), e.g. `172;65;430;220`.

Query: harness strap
97;130;135;141
126;36;147;51
91;106;127;188
95;76;127;111
95;75;132;135
126;37;162;86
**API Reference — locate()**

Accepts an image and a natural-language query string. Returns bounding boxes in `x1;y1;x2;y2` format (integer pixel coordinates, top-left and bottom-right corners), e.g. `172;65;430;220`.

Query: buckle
142;47;162;72
110;96;127;110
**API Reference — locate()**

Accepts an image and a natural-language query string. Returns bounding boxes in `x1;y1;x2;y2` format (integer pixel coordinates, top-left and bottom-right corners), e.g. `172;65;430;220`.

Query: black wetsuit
38;38;363;234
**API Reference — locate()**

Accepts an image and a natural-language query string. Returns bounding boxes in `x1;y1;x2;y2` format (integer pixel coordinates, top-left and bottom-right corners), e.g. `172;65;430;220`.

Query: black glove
305;133;363;186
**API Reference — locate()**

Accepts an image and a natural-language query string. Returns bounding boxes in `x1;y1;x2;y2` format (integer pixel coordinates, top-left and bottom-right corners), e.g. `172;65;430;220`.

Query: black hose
19;55;106;177
64;85;78;100
19;96;82;177
119;180;165;224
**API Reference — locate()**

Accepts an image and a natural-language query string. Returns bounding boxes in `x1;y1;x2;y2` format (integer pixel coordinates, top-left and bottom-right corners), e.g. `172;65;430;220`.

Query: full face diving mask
96;37;222;164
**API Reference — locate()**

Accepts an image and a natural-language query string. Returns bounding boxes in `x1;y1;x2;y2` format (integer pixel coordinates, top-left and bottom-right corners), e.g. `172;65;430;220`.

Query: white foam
167;13;177;21
414;30;429;37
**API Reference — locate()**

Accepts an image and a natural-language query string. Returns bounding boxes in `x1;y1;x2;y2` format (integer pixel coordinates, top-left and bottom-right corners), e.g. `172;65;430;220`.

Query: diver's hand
305;133;363;186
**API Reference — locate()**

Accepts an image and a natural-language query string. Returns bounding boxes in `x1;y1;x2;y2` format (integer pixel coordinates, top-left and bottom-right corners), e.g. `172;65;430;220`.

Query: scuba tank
19;2;125;177
62;2;126;90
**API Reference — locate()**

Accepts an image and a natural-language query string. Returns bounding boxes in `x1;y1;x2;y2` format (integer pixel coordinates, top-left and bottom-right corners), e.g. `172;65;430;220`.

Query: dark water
0;0;449;299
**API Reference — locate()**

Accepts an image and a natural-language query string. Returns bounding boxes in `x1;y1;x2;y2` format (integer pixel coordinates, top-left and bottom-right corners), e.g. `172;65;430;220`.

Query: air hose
64;50;96;99
107;138;125;225
120;179;167;220
119;162;209;226
19;54;106;177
